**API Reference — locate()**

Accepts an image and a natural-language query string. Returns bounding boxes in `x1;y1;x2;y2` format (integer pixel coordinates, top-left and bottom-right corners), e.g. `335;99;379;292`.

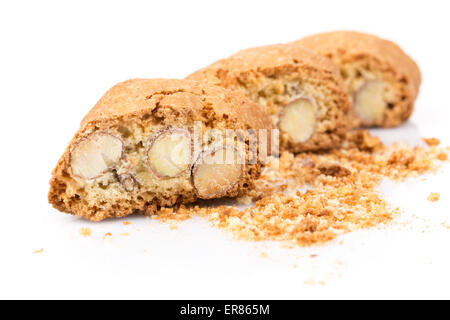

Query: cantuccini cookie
294;31;421;128
48;79;273;221
187;44;351;153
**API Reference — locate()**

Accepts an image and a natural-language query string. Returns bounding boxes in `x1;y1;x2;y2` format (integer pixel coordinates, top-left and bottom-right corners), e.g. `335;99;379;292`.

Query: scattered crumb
154;132;447;247
436;152;448;161
345;130;383;152
310;254;318;258
427;192;440;202
153;207;193;222
169;225;178;230
122;221;131;225
103;232;112;240
441;222;450;229
79;227;91;237
260;252;269;259
317;162;351;177
33;248;44;254
423;137;440;146
120;232;130;236
304;279;326;286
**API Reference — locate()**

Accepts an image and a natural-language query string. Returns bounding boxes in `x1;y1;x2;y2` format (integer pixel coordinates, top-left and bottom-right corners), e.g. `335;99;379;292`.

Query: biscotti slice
48;79;273;221
187;44;351;153
294;31;421;128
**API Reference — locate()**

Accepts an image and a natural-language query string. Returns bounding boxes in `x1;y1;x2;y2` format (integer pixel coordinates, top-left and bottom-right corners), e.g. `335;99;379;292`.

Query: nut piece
354;80;386;122
346;130;382;152
317;162;350;177
70;132;123;180
119;173;137;193
192;146;243;199
279;98;316;143
147;128;192;178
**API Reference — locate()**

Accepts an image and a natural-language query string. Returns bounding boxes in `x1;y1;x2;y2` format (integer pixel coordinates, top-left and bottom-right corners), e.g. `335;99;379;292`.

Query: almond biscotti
187;44;351;153
294;31;421;128
48;79;273;221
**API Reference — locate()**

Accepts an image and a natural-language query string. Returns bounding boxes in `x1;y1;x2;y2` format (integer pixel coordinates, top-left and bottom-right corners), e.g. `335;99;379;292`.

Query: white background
1;0;449;299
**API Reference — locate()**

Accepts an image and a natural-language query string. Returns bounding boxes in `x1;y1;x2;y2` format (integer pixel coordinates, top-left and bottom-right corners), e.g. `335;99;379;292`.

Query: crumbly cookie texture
187;44;351;153
48;79;273;221
155;131;448;246
294;31;421;128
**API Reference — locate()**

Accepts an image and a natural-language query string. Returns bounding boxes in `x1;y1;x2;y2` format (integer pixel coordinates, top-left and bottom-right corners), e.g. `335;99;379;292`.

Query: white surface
1;0;450;299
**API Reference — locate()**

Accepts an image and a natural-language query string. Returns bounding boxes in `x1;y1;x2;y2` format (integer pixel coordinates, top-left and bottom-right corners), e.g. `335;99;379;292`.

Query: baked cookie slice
48;79;272;221
294;31;421;128
187;44;351;153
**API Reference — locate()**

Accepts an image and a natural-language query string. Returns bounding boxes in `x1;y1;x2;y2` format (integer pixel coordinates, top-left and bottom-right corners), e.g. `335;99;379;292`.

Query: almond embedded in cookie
295;31;421;128
70;132;124;180
354;80;386;122
147;128;193;178
192;146;244;199
278;97;317;144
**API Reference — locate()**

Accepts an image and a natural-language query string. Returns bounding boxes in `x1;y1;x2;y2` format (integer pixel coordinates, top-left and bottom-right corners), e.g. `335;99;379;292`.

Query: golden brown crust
49;79;273;221
187;44;351;153
188;44;340;84
80;78;272;132
294;31;421;127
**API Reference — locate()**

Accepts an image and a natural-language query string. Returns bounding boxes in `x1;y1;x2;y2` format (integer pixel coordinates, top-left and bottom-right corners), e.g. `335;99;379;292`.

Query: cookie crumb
122;221;131;225
33;249;44;254
317;162;351;177
423;137;440;146
260;252;269;259
103;232;112;240
120;232;130;236
169;225;178;230
436;152;448;161
427;192;440;202
79;227;91;237
347;130;382;152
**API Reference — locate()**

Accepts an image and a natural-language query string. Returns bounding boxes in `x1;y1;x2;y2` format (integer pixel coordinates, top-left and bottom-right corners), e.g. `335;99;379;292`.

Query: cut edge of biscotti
48;79;274;221
187;44;352;153
294;30;422;128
